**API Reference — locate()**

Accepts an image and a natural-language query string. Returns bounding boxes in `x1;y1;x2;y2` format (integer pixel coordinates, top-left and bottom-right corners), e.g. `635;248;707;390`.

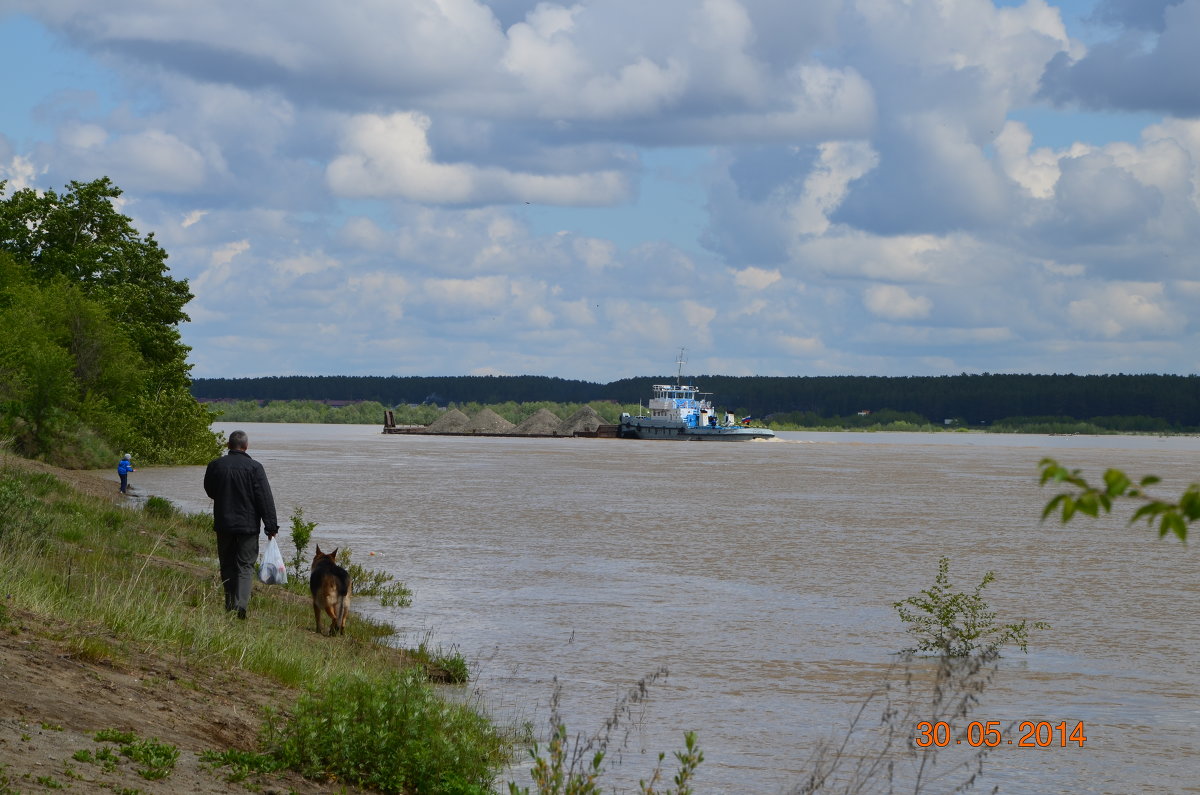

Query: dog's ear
327;547;338;561
314;544;323;557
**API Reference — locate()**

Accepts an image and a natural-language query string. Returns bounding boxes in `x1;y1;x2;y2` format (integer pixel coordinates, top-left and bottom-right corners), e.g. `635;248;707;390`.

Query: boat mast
675;347;686;386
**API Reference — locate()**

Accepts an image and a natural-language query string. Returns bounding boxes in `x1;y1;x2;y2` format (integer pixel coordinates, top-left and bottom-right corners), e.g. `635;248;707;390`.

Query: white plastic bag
259;537;288;585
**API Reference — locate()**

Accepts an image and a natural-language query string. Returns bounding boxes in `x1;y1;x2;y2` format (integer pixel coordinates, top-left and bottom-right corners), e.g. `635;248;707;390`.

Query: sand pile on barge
510;408;564;436
424;408;471;433
559;405;605;435
468;408;516;433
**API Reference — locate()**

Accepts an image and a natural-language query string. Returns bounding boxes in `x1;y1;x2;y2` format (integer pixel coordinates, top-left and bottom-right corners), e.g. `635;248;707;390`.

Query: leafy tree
0;177;193;388
0;257;140;459
0;179;220;465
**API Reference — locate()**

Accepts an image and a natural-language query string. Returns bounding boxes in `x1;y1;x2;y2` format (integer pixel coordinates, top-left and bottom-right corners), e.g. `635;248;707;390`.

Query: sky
1;0;1199;381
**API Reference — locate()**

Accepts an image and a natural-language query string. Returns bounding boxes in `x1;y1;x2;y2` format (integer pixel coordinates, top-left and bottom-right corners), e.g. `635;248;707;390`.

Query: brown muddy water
133;423;1198;794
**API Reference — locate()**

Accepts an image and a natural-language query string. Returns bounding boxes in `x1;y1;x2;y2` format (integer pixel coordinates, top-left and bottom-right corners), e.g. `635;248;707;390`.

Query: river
132;423;1198;794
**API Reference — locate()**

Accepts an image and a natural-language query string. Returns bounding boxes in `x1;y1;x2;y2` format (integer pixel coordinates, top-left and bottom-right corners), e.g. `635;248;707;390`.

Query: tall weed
789;650;1001;794
508;668;704;795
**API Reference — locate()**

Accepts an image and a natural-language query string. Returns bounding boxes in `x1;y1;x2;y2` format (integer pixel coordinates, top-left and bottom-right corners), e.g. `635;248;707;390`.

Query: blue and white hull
618;416;775;441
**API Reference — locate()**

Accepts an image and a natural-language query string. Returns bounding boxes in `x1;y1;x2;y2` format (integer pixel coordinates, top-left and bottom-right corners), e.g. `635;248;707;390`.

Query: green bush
143;496;177;519
894;556;1049;656
286;507;316;579
263;670;506;794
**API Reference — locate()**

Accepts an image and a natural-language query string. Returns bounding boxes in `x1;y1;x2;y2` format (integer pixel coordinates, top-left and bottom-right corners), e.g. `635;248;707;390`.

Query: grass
83;730;181;781
0;457;510;791
0;465;431;686
199;748;281;783
263;669;506;794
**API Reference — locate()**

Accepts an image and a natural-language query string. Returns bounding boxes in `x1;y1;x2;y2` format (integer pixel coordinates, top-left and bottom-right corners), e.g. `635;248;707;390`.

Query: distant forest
191;373;1200;428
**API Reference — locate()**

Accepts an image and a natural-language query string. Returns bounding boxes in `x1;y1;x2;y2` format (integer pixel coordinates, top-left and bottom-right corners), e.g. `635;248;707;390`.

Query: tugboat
618;352;775;441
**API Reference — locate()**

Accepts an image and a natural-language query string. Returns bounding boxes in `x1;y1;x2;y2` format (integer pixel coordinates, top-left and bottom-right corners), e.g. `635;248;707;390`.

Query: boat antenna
676;347;686;385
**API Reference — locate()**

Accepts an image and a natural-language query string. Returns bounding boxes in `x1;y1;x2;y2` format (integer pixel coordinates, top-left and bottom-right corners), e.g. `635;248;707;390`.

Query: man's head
228;430;249;451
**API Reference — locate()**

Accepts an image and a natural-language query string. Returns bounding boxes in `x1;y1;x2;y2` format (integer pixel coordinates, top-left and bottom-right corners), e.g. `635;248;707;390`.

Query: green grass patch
263;669;506;794
121;737;180;780
93;730;179;780
67;633;121;665
74;746;120;773
199;749;281;783
94;729;138;745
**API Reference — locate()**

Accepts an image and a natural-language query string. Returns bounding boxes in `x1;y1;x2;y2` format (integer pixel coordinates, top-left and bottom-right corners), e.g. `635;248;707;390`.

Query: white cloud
272;252;340;278
1066;282;1184;338
994;121;1070;199
779;335;824;355
339;217;386;250
503;10;688;120
863;284;933;321
181;209;208;228
792;231;951;283
327;111;629;204
211;240;250;267
732;266;781;291
192;239;249;291
58;126;208;193
421;275;510;309
681;299;718;344
790;140;879;236
573;237;617;270
0;155;44;192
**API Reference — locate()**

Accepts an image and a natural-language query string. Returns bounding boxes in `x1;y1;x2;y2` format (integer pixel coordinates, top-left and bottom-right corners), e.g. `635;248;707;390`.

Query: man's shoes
237;608;247;620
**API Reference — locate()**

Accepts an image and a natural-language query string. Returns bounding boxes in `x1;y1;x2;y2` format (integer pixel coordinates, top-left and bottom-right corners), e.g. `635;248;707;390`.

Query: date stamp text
915;721;1087;748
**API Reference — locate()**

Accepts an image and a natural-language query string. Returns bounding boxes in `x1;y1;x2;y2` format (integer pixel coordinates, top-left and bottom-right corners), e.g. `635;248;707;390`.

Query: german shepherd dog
309;545;352;636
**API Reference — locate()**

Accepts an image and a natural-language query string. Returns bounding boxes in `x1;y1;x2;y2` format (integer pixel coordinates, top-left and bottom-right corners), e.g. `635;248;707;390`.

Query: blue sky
2;0;1198;380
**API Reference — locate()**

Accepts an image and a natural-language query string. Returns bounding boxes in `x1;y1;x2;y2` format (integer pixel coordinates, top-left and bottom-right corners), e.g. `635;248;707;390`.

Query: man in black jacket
203;430;279;619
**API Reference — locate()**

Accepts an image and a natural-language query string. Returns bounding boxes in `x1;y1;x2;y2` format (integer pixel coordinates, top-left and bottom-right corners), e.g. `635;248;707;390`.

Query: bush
143;496;177;519
894;556;1049;656
263;670;506;794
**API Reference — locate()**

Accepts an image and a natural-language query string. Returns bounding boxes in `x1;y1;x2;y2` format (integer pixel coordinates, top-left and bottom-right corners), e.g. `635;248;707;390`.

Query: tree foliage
1039;458;1195;542
0;178;220;466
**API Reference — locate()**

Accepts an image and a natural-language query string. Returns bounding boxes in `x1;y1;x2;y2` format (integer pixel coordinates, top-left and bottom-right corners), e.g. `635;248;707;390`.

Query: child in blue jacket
117;454;135;494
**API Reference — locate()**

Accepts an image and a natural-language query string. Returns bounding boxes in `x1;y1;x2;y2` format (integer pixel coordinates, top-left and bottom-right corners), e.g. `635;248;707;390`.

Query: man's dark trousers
217;532;259;613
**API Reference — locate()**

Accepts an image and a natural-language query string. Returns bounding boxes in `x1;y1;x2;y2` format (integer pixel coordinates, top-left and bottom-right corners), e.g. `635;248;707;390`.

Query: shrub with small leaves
894;556;1048;657
263;669;504;794
287;507;316;578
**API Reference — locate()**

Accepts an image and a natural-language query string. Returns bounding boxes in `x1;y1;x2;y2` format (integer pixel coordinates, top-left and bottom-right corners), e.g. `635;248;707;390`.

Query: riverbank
211;399;1200;437
0;454;505;794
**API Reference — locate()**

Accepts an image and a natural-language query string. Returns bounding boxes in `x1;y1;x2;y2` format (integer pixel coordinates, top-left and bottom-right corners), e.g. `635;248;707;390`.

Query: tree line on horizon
191;372;1200;429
